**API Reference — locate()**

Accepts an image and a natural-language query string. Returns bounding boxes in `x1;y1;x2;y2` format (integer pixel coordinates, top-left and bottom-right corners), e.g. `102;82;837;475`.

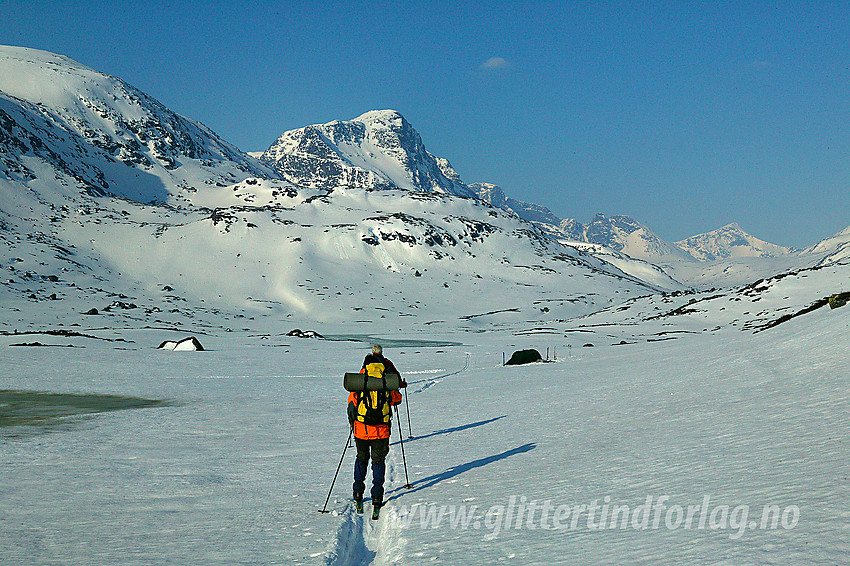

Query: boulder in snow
286;329;324;339
158;337;205;351
505;349;543;365
828;292;850;309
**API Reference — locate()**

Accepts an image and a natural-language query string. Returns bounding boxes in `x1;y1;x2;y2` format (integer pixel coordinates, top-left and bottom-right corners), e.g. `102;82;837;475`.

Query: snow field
1;306;847;564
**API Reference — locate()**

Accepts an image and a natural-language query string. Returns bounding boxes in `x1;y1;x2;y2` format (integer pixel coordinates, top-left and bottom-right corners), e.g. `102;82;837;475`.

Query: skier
347;344;406;518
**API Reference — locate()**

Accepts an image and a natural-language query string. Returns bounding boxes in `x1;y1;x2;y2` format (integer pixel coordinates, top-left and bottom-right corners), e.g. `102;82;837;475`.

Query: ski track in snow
324;433;409;565
408;353;471;394
324;510;374;566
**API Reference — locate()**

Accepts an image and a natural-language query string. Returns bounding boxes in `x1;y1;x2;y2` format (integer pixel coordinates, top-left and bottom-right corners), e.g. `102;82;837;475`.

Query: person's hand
400;379;407;388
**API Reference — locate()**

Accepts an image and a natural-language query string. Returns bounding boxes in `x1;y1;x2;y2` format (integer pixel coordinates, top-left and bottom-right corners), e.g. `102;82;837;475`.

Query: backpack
355;362;392;426
356;389;391;425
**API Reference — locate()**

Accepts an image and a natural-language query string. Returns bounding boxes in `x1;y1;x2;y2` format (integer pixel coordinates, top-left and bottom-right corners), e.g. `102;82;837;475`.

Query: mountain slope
468;182;561;226
0;45;272;205
802;225;850;265
2;174;668;333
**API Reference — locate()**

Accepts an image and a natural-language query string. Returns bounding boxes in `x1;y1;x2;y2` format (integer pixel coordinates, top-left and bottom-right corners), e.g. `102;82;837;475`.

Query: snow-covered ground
1;302;847;565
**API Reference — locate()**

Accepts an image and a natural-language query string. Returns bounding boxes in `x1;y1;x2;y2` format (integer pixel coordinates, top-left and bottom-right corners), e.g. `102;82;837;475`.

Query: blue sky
3;1;849;247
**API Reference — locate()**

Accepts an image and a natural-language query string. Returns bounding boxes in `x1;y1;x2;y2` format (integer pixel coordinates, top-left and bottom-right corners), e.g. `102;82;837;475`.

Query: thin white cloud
480;57;511;71
749;59;772;69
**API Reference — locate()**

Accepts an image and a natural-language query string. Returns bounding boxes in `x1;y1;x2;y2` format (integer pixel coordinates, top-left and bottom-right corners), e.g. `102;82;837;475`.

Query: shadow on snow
391;415;506;446
385;443;536;503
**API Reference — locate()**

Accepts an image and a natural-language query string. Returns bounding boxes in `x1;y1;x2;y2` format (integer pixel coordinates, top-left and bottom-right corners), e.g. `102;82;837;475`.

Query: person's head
372;344;383;355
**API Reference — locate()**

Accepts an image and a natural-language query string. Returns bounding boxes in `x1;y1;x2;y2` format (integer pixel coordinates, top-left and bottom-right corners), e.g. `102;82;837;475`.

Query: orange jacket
348;389;403;439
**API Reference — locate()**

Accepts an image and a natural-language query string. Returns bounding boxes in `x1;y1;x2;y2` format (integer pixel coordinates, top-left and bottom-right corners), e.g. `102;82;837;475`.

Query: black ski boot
353;491;364;514
371;498;383;520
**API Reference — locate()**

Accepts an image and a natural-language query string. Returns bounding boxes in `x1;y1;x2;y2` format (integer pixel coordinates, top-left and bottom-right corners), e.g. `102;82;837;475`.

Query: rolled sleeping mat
343;372;402;391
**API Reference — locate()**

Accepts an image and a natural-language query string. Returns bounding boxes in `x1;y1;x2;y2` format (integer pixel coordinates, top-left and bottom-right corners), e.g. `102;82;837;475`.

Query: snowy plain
1;305;847;565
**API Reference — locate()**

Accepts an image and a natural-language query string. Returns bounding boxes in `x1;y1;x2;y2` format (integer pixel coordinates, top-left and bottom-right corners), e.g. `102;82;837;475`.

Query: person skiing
347;344;406;517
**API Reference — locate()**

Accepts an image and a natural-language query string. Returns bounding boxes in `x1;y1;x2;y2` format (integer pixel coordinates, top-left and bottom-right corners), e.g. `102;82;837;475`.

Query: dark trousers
353;437;390;505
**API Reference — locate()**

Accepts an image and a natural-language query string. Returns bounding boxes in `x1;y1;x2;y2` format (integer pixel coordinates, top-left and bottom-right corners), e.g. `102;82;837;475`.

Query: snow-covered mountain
259;110;476;198
254;107;802;282
656;223;817;288
675;222;794;261
1;46;683;336
802;225;850;266
560;213;695;263
4;44;845;334
0;46;272;206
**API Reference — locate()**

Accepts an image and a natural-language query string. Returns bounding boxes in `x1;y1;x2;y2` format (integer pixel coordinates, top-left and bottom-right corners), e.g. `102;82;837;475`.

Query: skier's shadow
385;442;536;503
391;415;506;446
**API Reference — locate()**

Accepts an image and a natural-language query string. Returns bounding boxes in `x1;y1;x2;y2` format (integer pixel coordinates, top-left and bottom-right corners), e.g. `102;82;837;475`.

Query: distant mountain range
251;112;827;267
467;183;799;264
1;45;848;333
468;183;690;263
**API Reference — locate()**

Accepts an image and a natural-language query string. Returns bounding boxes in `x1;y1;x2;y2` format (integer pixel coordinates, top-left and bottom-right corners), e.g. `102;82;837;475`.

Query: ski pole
404;387;413;438
394;405;413;489
319;428;353;513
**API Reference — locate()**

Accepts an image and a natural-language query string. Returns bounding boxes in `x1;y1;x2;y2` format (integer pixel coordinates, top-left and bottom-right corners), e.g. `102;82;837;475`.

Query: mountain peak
676;223;791;261
353;109;405;124
260;110;475;197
